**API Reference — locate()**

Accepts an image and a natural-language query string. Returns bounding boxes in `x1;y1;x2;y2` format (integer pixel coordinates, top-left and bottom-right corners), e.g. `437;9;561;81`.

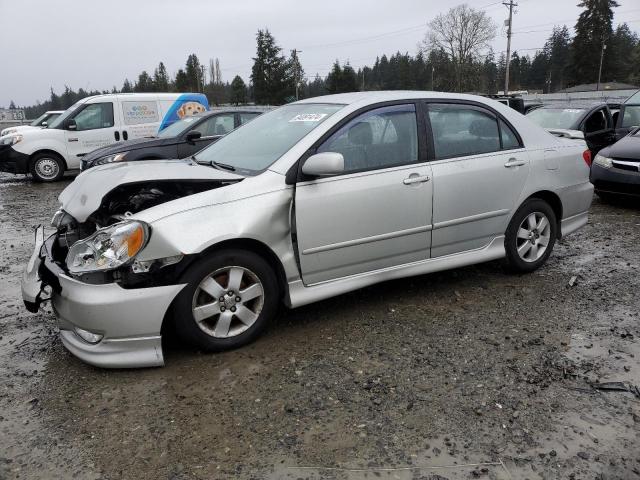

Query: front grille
612;158;640;173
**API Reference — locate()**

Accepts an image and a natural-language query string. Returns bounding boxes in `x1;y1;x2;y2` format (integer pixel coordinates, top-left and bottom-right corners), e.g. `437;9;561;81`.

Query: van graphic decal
158;94;209;131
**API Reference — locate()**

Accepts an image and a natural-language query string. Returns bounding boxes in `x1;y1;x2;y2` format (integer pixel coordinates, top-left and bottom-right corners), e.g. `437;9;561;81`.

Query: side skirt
287;236;506;308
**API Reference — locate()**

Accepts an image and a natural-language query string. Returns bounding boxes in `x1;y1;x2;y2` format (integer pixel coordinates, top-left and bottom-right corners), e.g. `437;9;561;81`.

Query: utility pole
291;49;303;100
431;65;435;91
503;0;517;95
596;39;606;91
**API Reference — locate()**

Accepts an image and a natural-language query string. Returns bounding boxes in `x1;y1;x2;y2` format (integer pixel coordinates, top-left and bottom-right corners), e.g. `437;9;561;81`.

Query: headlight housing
66;221;149;274
1;128;17;137
0;134;23;146
94;152;128;166
593;154;613;168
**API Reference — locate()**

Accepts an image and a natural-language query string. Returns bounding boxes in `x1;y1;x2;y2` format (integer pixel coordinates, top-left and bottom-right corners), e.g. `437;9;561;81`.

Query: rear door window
192;114;235;137
427;104;500;159
499;119;521;150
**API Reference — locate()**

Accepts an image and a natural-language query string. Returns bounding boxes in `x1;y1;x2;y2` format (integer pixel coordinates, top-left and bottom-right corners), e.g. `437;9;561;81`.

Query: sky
1;0;639;107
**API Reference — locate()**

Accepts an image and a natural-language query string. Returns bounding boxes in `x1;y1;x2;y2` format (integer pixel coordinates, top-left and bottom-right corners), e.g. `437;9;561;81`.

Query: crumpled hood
59;159;242;222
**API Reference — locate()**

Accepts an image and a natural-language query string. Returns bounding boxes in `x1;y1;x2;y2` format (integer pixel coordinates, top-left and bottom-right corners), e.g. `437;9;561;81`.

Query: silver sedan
22;91;594;368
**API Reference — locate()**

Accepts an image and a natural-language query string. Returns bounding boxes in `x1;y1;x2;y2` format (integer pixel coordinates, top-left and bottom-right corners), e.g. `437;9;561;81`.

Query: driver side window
584;109;607;133
72;103;114;131
317;104;418;173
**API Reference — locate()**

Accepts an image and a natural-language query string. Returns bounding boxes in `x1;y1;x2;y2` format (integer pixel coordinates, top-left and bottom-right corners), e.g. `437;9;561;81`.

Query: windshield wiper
212;161;236;172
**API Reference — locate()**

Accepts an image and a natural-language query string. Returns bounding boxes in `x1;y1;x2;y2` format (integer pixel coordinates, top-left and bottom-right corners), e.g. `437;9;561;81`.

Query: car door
294;103;433;285
426;102;530;258
582;107;614;154
615;104;640;140
64;101;119;169
177;113;235;158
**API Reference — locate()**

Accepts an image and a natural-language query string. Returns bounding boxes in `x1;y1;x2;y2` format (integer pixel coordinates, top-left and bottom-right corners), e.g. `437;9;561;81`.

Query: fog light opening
74;327;104;344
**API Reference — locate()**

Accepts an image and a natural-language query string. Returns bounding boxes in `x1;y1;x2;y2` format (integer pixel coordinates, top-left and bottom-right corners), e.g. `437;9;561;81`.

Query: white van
0;110;65;137
0;93;209;181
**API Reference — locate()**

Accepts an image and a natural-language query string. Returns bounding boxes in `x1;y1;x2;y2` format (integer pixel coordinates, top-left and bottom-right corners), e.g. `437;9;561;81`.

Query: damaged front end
21;160;244;368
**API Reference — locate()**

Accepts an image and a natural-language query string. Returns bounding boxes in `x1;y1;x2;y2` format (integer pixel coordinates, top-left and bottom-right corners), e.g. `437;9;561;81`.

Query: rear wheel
505;199;557;273
172;249;279;352
30;153;64;182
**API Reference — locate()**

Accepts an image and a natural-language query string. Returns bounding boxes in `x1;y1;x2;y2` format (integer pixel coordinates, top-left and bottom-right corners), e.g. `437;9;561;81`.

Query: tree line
13;0;640;119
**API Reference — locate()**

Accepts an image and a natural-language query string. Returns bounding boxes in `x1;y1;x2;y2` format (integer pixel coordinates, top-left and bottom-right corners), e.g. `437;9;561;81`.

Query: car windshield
157;116;201;138
526;107;586;130
194;103;343;174
48;102;84;129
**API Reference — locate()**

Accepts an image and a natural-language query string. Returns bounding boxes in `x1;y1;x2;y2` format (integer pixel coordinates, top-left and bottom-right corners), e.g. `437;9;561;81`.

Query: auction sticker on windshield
289;113;328;122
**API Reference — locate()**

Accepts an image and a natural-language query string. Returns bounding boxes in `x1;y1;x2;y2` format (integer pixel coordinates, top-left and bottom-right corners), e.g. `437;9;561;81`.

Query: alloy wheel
191;266;265;338
516;211;551;263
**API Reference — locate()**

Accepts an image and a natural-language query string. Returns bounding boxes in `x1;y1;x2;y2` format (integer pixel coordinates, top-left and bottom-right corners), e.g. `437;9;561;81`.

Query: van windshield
48;102;84;130
194;103;343;175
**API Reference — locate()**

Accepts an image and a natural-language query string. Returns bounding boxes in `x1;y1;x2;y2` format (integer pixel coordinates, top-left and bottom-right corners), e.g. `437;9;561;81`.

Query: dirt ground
0;172;638;480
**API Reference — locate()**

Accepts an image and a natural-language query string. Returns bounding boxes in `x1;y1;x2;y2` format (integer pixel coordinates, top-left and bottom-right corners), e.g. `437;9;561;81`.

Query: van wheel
30;153;64;182
172;249;279;352
505;199;557;273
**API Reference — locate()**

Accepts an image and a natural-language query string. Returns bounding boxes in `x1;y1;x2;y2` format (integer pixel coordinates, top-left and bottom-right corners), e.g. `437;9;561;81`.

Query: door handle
504;158;525;168
403;174;431;185
114;131;120;141
122;130;128;141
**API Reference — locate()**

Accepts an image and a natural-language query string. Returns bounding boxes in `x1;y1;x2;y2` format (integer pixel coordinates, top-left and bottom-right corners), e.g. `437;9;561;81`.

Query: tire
30;153;65;182
505;198;557;273
172;249;279;352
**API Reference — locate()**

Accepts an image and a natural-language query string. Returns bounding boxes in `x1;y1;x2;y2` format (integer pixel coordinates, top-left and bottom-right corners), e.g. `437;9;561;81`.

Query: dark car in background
80;107;271;170
590;127;640;202
526;102;617;155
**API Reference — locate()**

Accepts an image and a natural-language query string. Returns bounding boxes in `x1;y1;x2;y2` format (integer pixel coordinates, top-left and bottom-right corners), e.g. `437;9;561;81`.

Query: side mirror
302;152;345;177
185;131;202;144
66;119;77;131
41;121;48;128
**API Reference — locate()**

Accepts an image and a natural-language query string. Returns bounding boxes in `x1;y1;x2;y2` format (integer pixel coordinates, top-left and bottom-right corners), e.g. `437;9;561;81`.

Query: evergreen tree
121;79;133;93
230;76;247;105
571;0;619;84
174;69;189;92
251;29;294;104
608;24;639;83
9;100;16;109
153;62;170;92
185;54;203;92
134;71;153;92
544;26;572;91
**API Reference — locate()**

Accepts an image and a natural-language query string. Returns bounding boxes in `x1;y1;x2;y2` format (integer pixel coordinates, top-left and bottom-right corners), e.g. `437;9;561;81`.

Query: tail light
583;150;592;167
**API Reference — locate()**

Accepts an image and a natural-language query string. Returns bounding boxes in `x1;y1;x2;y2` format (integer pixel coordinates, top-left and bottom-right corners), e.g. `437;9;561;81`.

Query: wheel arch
190;237;288;301
30;149;68;171
524;190;563;238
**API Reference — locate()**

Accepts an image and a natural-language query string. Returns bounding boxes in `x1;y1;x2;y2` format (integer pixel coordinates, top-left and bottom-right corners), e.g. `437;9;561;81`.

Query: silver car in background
21;91;594;368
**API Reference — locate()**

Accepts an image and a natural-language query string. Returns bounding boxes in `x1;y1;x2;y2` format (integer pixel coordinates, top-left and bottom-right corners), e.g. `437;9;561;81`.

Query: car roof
294;90;510;107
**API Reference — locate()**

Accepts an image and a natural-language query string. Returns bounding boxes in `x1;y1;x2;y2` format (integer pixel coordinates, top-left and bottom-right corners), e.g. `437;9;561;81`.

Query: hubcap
35;158;59;179
191;266;264;338
516;211;551;263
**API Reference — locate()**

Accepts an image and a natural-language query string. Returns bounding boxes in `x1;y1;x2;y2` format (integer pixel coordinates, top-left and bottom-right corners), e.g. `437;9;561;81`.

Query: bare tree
423;4;496;91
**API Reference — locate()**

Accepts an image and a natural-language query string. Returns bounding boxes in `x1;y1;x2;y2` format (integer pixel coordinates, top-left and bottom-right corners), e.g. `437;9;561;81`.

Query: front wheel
505;199;557;273
30;153;65;182
172;249;279;352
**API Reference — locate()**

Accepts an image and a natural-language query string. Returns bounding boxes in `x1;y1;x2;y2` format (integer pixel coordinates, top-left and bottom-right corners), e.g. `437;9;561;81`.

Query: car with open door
526;102;616;156
21;91;593;368
614;90;640;141
80;107;271;170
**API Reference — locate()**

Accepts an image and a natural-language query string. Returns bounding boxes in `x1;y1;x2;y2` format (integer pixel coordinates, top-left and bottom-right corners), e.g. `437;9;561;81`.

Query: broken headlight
66;221;149;274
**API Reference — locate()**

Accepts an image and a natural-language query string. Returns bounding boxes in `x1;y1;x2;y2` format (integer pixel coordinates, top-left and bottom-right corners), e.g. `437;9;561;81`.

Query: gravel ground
0;172;638;480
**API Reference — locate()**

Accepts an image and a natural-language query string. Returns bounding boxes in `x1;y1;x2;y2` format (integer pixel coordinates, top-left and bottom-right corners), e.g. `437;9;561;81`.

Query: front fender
137;188;300;282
